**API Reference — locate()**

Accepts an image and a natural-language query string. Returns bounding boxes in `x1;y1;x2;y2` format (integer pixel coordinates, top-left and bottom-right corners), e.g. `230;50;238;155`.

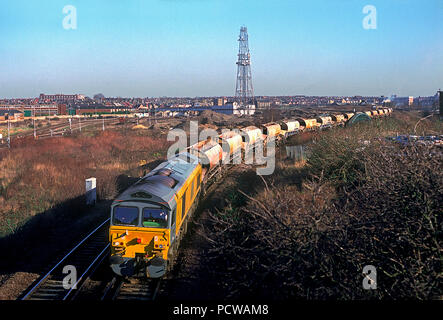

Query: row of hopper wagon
188;108;393;181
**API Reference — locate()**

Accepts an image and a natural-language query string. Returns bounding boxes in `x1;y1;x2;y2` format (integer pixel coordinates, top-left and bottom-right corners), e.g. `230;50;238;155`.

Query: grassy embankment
0;129;168;237
205;112;442;299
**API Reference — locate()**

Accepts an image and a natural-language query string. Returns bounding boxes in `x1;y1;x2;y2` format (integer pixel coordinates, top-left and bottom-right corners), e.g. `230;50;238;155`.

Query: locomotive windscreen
142;208;168;228
113;206;139;226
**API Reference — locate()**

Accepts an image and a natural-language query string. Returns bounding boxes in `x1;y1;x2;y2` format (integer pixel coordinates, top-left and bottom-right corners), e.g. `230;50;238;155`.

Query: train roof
114;152;199;209
240;125;260;132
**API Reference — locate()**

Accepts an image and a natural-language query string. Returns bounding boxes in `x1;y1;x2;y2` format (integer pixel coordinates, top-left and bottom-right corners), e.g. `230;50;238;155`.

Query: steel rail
63;243;111;300
20;218;110;300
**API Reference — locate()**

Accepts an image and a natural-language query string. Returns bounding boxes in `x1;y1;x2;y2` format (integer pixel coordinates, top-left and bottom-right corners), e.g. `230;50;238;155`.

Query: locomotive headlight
113;242;121;246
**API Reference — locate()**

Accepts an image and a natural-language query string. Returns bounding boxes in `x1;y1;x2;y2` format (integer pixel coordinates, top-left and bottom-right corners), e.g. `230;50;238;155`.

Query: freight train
109;108;393;278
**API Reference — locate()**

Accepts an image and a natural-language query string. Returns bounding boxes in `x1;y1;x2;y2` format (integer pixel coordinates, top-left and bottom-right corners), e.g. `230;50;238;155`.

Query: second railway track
19;219;110;301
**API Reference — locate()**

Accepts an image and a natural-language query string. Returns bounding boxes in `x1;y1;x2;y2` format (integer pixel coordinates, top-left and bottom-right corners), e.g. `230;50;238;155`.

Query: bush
205;115;442;299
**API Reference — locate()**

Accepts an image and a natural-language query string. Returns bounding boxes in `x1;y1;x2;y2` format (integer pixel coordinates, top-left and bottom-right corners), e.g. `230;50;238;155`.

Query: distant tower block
235;26;254;106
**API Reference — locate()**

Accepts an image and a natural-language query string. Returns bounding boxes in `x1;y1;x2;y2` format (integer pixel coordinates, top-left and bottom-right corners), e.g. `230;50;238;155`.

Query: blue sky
1;0;442;98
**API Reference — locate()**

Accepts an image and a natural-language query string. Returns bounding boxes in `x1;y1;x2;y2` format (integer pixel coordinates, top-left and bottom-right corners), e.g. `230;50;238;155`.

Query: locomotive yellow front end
109;203;172;278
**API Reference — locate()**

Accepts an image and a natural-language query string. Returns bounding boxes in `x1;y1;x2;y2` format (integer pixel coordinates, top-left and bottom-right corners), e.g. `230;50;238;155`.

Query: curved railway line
19;219;110;301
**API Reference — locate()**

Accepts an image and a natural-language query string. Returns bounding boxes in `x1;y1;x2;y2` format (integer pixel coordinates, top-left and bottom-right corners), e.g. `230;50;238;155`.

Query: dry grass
0;130;168;237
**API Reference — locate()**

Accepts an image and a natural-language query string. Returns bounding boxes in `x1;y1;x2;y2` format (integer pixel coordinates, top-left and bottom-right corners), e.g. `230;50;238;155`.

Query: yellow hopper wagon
279;120;300;138
297;118;318;131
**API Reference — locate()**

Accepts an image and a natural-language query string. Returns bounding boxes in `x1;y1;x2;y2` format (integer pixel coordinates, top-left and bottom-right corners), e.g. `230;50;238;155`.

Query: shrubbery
205;114;442;299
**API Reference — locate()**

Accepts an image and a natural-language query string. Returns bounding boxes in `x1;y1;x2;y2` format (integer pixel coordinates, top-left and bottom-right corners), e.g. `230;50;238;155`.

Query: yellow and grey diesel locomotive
109;152;202;278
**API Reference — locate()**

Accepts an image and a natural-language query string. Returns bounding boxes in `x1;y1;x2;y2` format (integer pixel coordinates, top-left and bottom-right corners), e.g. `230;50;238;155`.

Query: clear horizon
1;0;442;99
3;93;438;100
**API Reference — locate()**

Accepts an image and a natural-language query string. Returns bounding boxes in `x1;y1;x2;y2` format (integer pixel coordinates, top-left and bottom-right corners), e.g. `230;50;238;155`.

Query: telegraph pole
102;117;105;131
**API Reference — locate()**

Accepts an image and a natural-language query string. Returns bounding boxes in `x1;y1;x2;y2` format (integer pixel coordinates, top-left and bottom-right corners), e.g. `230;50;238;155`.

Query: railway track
101;277;162;301
19;219;110;301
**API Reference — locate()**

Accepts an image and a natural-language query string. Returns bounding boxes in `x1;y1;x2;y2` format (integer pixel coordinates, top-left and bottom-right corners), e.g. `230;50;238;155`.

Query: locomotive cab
109;201;173;278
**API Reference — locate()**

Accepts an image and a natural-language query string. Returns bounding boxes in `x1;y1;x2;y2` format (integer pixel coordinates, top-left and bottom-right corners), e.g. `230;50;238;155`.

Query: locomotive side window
142;208;168;228
113;206;139;226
